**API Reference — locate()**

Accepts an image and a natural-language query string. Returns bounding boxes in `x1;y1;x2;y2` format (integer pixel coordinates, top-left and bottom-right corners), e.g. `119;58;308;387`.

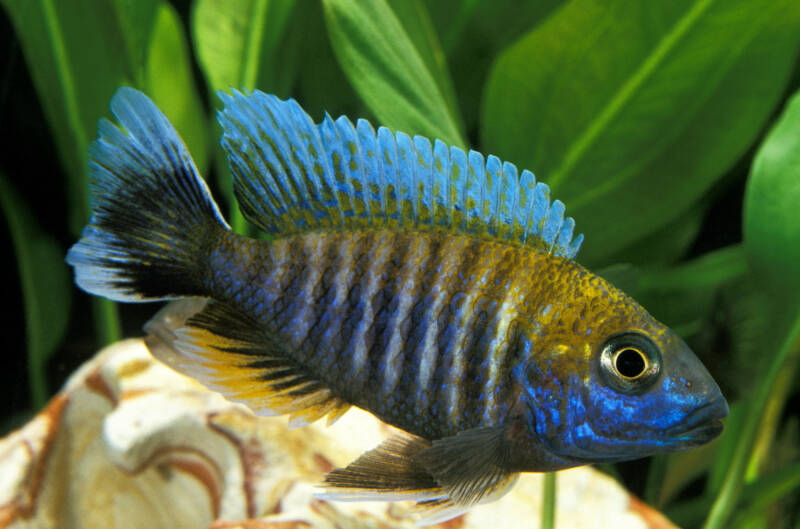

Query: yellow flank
509;246;661;386
206;227;664;436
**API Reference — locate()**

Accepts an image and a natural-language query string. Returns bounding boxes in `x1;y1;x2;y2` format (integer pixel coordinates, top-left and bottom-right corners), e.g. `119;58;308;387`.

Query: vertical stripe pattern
209;229;529;439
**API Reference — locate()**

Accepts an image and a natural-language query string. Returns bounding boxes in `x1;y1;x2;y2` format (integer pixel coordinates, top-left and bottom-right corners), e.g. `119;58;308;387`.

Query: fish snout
665;338;729;446
666;395;729;446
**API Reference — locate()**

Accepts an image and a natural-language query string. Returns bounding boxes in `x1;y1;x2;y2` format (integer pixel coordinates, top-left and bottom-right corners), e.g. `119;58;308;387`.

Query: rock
0;339;677;529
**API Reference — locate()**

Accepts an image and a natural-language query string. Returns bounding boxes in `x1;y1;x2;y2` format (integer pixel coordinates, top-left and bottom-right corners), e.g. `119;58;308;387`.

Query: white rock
0;339;677;529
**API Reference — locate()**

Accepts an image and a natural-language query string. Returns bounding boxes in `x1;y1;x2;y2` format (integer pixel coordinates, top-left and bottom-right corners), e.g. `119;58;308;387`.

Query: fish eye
598;332;661;395
614;347;646;378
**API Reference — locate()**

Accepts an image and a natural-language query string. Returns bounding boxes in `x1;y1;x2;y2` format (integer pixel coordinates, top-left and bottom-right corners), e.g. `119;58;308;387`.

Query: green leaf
637;245;749;292
744;91;800;312
483;0;800;266
426;0;562;54
111;0;159;84
144;2;209;173
668;460;800;528
599;245;748;333
729;462;800;529
385;0;461;131
0;174;70;409
1;0;208;232
704;89;800;529
607;201;705;266
1;0;206;345
1;0;134;234
192;0;297;234
192;0;297;94
1;0;133;345
322;0;466;147
426;0;564;135
293;0;363;120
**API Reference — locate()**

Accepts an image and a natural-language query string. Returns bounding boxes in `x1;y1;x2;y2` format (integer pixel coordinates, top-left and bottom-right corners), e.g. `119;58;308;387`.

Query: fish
67;87;729;524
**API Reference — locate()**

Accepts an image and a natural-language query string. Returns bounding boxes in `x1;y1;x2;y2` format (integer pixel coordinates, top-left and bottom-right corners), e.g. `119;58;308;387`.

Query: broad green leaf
0;174;70;409
1;0;133;234
483;0;800;266
192;0;297;234
704;90;800;529
293;0;363;120
742;90;800;484
385;0;461;132
600;245;749;334
1;0;208;229
1;0;206;345
608;202;705;266
144;2;208;173
426;0;562;54
426;0;563;135
637;245;748;292
744;91;800;313
111;0;159;83
322;0;466;147
192;0;297;94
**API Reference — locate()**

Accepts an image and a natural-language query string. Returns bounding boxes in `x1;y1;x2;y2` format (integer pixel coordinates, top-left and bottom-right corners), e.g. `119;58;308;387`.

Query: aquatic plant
2;1;799;527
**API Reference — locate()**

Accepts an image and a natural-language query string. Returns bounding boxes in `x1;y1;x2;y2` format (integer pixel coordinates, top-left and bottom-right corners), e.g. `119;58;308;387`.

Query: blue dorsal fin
217;89;583;259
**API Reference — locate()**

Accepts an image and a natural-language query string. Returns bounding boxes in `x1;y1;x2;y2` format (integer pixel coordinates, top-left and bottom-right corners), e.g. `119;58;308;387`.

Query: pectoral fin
419;426;518;506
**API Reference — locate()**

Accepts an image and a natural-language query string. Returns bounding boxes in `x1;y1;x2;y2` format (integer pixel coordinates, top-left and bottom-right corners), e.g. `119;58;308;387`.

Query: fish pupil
615;348;646;378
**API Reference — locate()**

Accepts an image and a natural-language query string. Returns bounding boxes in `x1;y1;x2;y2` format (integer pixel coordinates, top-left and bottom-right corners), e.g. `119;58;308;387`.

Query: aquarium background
1;1;799;528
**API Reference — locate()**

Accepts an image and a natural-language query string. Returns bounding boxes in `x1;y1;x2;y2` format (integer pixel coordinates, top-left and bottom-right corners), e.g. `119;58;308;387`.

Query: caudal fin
67;87;229;302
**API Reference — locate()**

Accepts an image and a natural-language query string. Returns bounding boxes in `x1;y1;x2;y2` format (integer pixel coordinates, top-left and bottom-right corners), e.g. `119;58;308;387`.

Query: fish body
200;228;659;442
189;229;599;437
67;88;728;523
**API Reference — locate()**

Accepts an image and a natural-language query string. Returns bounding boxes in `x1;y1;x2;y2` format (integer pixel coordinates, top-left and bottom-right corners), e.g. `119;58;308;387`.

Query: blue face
523;330;729;463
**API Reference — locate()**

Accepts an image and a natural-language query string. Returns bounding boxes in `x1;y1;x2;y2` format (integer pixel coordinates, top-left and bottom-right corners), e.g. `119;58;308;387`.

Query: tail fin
67;87;229;302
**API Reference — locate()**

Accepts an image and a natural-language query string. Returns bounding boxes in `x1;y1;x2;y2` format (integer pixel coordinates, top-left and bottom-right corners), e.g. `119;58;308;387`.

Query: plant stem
41;0;124;346
93;298;121;346
703;317;800;529
541;472;557;529
644;455;667;507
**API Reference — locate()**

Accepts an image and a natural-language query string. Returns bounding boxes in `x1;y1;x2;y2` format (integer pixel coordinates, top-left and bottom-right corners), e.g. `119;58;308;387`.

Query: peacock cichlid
67;87;728;524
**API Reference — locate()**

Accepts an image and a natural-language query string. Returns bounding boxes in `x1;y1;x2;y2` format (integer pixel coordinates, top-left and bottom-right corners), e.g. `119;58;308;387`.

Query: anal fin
145;299;349;424
409;470;518;527
410;498;473;527
320;427;518;525
321;435;442;500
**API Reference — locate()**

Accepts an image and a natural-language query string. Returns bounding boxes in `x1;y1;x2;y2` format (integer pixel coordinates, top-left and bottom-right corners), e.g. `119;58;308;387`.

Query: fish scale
204;227;543;438
67;88;728;523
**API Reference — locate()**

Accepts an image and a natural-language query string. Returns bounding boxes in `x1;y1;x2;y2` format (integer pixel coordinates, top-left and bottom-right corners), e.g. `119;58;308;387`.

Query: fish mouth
666;397;729;446
670;419;725;446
